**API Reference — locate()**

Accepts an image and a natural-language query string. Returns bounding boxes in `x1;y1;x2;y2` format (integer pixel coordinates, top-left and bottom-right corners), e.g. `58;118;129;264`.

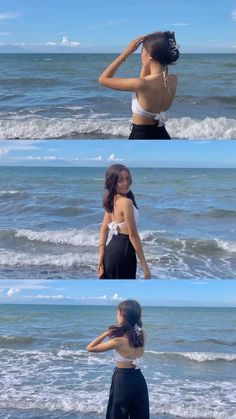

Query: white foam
0;116;129;139
146;350;236;362
216;239;236;254
0;115;235;139
0;348;236;418
167;116;236;139
0;190;20;195
0;249;97;267
15;228;99;247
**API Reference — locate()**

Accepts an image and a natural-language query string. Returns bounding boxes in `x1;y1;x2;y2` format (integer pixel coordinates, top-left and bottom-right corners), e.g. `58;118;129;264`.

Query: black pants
106;368;150;419
103;234;137;279
129;123;171;140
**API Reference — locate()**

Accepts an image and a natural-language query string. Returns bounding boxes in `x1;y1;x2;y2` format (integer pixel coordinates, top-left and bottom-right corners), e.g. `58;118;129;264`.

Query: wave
140;231;236;255
0;77;64;88
2;228;235;255
0;249;97;267
0;189;30;198
146;350;236;362
196;209;236;218
0;115;235;139
14;228;98;246
174;337;236;346
0;335;37;347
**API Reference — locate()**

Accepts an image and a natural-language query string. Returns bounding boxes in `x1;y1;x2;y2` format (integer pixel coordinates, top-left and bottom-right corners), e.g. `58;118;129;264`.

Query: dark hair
108;300;144;348
103;164;138;213
143;31;179;66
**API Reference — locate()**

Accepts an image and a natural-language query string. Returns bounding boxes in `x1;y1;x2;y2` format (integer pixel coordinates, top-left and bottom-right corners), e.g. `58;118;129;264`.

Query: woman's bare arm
123;199;151;279
87;331;122;352
97;212;111;277
99;36;147;91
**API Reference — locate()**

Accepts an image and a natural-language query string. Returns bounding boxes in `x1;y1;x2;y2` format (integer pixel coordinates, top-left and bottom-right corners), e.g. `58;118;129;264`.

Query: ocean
0;53;235;139
0;166;236;279
0;304;235;419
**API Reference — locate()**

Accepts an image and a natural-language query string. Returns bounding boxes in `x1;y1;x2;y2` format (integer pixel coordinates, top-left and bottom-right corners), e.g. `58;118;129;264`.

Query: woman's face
116;170;131;195
117;309;124;325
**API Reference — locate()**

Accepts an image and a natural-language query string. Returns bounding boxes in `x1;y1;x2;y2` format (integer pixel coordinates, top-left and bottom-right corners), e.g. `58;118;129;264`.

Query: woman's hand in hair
122;35;147;59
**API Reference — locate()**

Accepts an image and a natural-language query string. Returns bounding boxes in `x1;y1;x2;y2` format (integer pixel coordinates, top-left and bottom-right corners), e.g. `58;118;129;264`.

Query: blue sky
0;140;236;168
0;0;235;53
0;279;236;307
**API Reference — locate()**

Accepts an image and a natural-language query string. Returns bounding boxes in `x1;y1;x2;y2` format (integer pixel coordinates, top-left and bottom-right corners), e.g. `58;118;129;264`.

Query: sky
0;0;235;53
0;140;236;168
0;279;236;307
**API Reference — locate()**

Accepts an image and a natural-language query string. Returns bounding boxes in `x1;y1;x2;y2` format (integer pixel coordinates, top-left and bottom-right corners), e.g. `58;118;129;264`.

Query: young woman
99;31;179;140
98;164;151;279
87;299;150;419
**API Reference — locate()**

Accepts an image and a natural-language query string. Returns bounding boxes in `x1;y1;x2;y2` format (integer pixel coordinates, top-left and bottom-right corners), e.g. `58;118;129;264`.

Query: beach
0;53;235;140
0;166;235;279
0;304;235;418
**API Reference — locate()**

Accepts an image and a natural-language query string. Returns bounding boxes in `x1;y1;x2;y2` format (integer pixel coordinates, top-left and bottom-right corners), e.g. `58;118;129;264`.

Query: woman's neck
149;60;166;75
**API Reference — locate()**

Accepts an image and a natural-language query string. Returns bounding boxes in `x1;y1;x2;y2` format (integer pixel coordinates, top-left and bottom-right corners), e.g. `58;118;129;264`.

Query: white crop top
131;93;167;127
114;350;143;369
108;205;139;238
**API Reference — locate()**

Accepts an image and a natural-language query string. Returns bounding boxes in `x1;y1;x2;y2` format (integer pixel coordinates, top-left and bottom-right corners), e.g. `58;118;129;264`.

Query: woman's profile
99;31;179;140
87;299;150;419
98;164;151;279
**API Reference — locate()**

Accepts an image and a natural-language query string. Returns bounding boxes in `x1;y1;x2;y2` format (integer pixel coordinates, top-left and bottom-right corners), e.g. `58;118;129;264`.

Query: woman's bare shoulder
116;196;133;208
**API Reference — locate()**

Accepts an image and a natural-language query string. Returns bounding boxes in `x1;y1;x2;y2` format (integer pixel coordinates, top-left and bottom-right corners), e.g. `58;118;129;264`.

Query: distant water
0;304;235;419
0;166;236;279
0;53;235;139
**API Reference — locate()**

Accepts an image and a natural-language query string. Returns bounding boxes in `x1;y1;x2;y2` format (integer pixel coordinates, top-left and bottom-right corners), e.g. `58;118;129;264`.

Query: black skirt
106;368;150;419
103;234;137;279
129;123;171;140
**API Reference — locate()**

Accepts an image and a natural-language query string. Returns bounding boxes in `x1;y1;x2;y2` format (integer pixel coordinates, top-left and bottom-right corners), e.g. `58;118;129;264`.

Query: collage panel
0;280;236;419
0;140;236;280
0;1;235;141
1;0;236;418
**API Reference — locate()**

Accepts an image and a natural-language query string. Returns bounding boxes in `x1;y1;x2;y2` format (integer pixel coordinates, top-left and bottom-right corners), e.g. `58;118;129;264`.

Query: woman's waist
115;361;137;369
132;113;167;126
110;231;129;239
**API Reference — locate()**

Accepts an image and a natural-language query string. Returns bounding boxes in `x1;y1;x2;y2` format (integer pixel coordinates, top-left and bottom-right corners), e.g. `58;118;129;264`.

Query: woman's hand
97;262;105;278
122;35;147;59
143;265;151;279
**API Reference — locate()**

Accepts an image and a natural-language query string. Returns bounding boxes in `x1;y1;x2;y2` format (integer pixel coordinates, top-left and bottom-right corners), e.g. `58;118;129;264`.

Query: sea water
0;53;235;139
0;166;235;279
0;304;235;418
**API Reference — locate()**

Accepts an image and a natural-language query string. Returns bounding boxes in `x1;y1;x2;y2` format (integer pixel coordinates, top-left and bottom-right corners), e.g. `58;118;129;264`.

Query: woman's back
137;73;177;113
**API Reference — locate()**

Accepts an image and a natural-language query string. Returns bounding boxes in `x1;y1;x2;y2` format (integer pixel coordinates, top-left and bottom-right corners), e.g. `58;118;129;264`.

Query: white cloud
7;288;20;298
172;23;190;27
0;32;12;35
61;36;80;48
0;12;19;20
46;42;57;46
0;280;50;291
0;148;9;156
34;294;66;300
80;295;108;300
232;9;236;20
23;155;62;161
87;156;103;161
107;154;123;162
111;293;122;301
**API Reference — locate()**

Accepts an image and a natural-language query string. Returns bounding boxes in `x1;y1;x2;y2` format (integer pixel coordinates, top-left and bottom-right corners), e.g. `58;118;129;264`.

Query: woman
87;299;149;419
97;164;151;279
99;31;179;140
